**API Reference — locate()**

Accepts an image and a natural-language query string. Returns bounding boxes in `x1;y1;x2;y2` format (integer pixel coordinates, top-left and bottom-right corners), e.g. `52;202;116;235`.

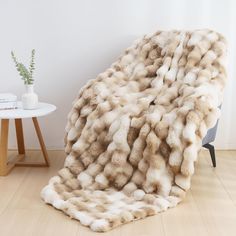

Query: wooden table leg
15;119;25;156
16;117;50;167
0;119;14;176
32;117;50;166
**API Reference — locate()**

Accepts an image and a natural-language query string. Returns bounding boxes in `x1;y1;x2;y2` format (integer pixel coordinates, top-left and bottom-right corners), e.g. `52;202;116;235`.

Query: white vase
21;84;38;109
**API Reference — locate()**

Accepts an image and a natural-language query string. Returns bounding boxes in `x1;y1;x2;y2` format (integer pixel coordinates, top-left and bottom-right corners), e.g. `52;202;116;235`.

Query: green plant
11;49;36;85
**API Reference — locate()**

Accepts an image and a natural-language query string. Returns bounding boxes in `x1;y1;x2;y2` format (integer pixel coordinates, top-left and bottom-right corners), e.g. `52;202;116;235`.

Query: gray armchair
202;120;219;167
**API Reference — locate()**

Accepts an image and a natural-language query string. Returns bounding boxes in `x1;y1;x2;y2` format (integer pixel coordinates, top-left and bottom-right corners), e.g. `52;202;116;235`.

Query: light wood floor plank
0;152;29;214
162;190;208;236
204;150;236;205
0;209;42;236
34;207;79;236
120;214;165;236
191;151;236;236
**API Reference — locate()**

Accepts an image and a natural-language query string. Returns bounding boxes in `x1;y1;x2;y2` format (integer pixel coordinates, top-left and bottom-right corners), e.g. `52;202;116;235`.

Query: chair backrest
202;120;219;145
202;105;221;145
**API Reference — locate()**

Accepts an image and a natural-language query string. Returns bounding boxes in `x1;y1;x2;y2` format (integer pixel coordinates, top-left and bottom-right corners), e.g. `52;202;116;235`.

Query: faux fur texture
41;29;227;232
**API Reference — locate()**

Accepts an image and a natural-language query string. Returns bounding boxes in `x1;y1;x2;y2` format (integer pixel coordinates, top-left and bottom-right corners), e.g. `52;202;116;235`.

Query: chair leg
203;143;216;167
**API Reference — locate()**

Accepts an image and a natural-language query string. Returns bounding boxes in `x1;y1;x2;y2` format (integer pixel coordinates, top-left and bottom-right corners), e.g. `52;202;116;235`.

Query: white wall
0;0;235;150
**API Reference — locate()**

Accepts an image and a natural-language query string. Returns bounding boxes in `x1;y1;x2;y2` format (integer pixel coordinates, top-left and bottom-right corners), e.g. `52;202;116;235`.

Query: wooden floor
0;150;236;236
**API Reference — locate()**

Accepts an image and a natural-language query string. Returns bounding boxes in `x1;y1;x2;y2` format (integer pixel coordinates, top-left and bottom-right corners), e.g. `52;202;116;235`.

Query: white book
0;101;17;110
0;93;17;103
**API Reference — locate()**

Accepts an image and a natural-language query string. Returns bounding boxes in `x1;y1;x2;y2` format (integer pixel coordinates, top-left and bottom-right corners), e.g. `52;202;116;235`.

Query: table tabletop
0;102;56;119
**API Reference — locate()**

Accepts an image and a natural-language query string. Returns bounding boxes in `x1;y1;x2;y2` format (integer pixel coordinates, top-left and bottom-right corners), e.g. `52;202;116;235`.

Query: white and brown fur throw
41;29;227;232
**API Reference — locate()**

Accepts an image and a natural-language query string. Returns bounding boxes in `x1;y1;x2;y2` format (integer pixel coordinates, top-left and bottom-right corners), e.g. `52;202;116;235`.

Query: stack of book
0;93;17;110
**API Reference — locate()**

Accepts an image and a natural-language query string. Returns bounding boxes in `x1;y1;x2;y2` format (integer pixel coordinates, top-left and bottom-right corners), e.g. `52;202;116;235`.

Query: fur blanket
41;29;227;232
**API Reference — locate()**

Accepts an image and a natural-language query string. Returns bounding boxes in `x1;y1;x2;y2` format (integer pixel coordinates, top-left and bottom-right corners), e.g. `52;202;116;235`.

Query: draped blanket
41;29;227;232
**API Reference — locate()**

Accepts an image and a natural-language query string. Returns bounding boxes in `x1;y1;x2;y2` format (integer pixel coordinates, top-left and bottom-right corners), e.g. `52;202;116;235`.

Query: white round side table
0;102;56;176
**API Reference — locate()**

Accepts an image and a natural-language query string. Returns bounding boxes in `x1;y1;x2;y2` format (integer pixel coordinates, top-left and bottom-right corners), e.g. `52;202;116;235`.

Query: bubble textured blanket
41;29;227;232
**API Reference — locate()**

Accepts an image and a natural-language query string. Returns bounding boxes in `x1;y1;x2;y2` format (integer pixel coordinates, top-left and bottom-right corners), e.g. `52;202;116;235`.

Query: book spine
0;101;17;110
0;98;17;103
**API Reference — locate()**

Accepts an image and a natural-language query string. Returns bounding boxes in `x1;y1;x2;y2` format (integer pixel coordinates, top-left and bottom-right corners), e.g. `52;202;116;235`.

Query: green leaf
11;49;36;83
